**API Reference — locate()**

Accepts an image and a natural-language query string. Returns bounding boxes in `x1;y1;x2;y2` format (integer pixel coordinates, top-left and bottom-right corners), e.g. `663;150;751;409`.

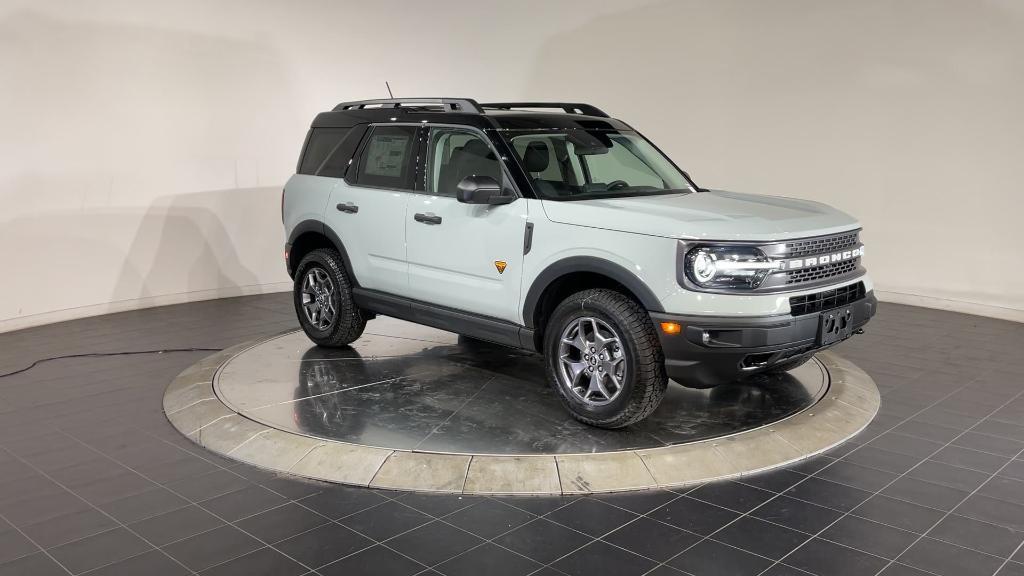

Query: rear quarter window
298;128;349;175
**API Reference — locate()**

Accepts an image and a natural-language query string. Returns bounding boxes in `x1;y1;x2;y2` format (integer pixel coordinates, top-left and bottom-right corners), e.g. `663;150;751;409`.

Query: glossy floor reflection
3;295;1023;576
214;318;828;455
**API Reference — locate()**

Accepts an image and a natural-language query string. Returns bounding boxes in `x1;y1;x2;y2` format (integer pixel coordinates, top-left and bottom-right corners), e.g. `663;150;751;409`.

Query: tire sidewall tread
293;248;366;347
544;288;668;429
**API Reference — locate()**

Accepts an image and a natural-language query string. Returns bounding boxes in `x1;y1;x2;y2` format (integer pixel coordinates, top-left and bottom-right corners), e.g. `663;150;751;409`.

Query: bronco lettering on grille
777;246;863;270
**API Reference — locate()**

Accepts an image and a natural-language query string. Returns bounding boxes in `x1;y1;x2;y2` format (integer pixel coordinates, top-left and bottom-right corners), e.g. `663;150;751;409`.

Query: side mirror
456;175;515;205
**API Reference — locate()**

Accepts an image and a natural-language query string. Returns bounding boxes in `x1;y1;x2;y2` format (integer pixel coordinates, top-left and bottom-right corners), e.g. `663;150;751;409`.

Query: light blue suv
282;98;876;428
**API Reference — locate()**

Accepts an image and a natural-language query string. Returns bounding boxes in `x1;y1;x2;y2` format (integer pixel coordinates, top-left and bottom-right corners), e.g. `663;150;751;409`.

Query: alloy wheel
300;267;337;330
557;316;627;406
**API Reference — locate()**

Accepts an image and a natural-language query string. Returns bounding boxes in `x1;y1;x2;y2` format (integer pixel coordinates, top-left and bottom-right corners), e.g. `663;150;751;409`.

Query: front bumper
650;291;877;388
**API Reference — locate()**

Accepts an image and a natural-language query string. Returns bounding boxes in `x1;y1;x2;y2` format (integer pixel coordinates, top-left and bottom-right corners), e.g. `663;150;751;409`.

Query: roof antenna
385;81;394;98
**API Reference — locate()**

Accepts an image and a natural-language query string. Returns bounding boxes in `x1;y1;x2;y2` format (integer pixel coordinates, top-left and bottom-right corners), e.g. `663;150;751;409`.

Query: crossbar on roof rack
479;102;609;118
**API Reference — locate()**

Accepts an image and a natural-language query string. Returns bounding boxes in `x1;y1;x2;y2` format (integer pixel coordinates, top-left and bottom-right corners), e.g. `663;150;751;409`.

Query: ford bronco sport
282;98;876;428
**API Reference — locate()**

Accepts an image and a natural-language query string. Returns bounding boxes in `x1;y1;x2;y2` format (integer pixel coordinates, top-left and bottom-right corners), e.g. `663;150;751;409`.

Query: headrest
523;141;550;172
461;139;492;158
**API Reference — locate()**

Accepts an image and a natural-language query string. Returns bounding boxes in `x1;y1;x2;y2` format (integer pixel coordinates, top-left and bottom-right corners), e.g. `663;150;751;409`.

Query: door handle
414;212;442;225
336;202;359;213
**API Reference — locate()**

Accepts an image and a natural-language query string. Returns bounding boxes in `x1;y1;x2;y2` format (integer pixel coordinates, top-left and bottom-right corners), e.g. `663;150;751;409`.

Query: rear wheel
293;248;366;347
544;289;668;429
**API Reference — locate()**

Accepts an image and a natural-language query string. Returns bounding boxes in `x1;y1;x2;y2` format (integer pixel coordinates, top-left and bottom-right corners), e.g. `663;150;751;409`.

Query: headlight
691;250;717;283
684;245;777;290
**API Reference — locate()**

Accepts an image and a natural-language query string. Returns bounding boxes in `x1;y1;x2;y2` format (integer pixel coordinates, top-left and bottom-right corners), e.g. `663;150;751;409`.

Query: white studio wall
1;0;1022;332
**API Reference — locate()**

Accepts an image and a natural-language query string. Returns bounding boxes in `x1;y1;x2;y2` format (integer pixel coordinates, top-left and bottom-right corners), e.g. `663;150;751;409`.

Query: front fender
522;255;665;329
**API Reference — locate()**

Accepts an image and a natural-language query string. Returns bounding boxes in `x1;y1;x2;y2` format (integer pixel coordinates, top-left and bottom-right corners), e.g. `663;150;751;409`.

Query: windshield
505;129;694;200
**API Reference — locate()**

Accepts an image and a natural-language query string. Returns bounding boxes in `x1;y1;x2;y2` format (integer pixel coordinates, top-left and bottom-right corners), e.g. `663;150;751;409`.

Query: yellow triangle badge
494;261;507;274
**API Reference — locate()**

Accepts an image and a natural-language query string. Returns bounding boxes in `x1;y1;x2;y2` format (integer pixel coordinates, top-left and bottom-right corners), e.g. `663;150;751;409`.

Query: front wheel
293;248;366;347
544;289;668;429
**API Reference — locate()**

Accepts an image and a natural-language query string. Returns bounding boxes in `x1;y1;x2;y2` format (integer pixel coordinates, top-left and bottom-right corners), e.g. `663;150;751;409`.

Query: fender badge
494;261;507;274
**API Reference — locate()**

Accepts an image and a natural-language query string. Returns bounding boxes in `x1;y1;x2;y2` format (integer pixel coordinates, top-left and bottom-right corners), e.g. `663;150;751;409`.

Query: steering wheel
607;180;630;191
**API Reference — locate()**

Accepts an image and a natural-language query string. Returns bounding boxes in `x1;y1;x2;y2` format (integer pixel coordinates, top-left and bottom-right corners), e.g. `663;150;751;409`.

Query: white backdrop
2;0;1022;332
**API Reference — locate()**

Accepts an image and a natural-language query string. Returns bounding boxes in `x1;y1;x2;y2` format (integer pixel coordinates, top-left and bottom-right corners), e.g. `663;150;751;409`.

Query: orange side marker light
660;322;682;335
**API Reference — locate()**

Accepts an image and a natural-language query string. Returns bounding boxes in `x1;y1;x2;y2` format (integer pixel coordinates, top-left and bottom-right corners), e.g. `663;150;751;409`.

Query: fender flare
287;220;358;285
286;219;324;246
522;256;664;328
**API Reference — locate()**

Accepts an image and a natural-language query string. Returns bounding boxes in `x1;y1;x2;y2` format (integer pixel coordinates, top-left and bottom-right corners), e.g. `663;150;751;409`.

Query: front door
405;126;529;324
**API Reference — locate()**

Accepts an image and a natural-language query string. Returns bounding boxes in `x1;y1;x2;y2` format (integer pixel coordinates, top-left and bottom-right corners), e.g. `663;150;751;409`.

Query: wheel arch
287;220;358;285
523;256;664;350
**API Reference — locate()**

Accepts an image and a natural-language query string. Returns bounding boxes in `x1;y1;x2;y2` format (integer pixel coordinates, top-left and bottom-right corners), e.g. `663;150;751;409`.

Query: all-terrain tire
544;289;668;429
293;248;366;347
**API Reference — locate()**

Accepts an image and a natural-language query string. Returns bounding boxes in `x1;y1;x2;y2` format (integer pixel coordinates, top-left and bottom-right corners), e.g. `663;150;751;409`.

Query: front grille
784;231;859;258
786;259;858;285
789;281;866;316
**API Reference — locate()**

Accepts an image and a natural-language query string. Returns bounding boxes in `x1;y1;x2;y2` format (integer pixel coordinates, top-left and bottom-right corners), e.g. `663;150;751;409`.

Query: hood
540;190;860;241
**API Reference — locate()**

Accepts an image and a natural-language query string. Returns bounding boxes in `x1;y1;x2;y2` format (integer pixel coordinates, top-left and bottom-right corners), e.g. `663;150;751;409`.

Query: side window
426;128;503;197
353;126;418;189
298;128;349;175
318;125;367;178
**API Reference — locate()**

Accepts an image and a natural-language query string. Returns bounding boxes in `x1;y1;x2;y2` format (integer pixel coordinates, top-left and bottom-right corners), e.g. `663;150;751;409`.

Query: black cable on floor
0;348;224;379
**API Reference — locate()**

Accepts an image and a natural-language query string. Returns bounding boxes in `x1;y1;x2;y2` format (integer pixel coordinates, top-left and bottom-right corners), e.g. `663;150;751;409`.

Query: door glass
353;126;418;189
426;128;503;197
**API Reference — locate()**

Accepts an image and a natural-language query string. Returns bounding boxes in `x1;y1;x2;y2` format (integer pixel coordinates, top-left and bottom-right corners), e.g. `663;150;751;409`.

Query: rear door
405;126;528;324
327;124;419;295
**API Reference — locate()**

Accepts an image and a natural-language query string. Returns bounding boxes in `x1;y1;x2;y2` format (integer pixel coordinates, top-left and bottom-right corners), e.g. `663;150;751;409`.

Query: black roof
310;98;631;131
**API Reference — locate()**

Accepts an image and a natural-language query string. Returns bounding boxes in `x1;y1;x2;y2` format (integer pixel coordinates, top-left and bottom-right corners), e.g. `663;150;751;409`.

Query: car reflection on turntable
290;339;819;444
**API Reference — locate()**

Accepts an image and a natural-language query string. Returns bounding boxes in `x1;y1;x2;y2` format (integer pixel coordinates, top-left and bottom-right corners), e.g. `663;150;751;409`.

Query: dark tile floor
0;294;1021;576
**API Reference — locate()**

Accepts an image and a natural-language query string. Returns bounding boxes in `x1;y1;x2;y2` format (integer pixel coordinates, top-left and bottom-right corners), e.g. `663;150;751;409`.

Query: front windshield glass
506;130;693;200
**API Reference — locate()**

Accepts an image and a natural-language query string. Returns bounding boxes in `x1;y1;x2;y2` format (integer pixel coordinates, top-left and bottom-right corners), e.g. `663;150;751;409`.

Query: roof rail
332;98;483;113
479;102;609;118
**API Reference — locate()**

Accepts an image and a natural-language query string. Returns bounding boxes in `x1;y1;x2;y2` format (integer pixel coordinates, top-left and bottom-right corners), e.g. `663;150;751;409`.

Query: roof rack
333;98;483;113
479;102;609;118
331;98;610;118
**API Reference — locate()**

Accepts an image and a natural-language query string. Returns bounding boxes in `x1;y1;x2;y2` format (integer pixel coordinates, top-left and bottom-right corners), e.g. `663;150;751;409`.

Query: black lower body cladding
651;292;878;388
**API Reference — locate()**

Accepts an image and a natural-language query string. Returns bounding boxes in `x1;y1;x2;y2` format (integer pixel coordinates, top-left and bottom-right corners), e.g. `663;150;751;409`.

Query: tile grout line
657;360;1008;576
411;376;495;453
843;433;1022;476
3;302;1020;575
553;455;564;495
0;510;74;576
733;471;1023;560
226;429;275;456
685;475;1018;570
763;386;1024;576
637;374;979;576
306;497;541;575
54;430;328;576
872;419;1024;575
365;449;396;488
0;443;200;576
14;422;958;573
344;491;684;574
246;373;424;411
992;541;1024;576
759;451;1019;520
284;442;326;474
